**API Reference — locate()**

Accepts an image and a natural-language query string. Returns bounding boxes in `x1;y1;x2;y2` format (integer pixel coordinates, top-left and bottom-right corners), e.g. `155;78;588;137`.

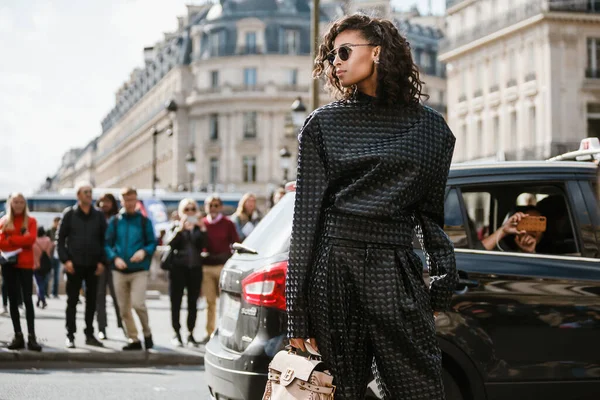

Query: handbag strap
268;372;335;395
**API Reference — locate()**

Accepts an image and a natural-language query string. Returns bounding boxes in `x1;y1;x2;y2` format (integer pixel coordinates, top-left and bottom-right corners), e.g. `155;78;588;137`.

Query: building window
439;90;445;105
493;115;500;153
283;30;300;54
210;157;219;184
587;103;600;138
209;31;225;57
587;38;600;78
243;111;257;138
243;156;257;183
209;114;219;140
246;31;257;54
529;106;536;146
288;69;298;86
244;67;257;86
510;110;518;150
421;51;432;70
210;70;219;89
475;64;483;96
490;56;499;90
507;49;517;86
476;120;483;157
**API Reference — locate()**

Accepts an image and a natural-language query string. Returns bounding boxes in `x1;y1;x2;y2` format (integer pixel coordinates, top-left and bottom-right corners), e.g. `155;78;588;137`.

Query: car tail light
241;261;287;311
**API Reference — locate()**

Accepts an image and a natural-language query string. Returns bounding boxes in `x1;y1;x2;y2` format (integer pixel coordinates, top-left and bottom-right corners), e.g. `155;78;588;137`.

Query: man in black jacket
56;182;106;348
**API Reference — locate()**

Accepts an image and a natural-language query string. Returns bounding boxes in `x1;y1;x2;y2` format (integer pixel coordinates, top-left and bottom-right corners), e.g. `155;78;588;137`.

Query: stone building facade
48;0;447;198
441;0;600;163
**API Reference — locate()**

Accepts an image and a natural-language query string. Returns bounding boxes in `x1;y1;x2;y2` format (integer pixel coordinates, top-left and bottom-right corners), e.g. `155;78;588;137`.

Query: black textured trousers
307;237;445;400
2;266;35;335
65;265;98;338
169;266;203;334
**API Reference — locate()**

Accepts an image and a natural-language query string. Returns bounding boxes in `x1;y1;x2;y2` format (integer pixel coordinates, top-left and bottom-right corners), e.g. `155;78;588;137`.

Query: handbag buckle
282;367;294;382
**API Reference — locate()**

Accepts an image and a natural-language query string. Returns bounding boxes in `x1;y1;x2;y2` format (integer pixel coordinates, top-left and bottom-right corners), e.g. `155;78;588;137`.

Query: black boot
187;334;199;347
7;333;25;350
27;335;42;352
144;335;153;350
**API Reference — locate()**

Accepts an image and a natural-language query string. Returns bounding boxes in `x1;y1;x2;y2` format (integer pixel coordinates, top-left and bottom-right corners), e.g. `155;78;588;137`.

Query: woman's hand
289;337;319;353
515;233;537;253
501;212;528;237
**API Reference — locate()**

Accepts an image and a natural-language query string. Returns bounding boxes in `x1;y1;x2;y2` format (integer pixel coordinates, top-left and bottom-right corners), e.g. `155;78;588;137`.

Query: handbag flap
269;350;326;384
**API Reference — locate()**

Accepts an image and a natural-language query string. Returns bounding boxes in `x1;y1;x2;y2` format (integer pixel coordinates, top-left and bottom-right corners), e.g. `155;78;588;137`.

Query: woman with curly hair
286;14;457;399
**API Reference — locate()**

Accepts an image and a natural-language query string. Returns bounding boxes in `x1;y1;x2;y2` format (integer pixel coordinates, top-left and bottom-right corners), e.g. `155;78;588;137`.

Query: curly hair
313;13;428;107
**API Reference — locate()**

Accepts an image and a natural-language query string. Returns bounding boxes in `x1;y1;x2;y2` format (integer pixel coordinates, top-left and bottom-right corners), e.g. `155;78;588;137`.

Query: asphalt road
0;366;211;400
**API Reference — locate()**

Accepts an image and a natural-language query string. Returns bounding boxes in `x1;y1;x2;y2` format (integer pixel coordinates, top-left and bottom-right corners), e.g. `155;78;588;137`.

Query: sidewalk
0;293;208;368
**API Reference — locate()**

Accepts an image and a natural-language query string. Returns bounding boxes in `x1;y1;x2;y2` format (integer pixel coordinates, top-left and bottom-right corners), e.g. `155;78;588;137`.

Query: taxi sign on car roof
547;138;600;163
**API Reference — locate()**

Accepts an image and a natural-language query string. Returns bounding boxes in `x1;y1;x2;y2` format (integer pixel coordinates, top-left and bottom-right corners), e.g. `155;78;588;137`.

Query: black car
205;161;600;400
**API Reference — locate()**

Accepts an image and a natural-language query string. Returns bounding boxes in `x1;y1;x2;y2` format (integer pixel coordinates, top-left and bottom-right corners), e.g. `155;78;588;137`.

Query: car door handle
457;278;479;288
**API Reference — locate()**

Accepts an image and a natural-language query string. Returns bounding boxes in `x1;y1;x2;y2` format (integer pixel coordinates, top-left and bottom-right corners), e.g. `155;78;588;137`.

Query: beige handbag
262;343;336;399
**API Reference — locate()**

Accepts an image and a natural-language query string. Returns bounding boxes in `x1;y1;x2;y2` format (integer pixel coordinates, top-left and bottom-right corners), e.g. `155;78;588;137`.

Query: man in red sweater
200;195;239;344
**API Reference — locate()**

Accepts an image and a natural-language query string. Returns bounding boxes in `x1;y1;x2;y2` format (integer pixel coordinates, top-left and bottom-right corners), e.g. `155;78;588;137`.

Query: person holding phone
167;199;207;346
480;206;544;253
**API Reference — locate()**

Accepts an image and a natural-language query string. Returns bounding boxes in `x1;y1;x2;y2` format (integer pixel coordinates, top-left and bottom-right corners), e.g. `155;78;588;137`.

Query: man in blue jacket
105;187;157;351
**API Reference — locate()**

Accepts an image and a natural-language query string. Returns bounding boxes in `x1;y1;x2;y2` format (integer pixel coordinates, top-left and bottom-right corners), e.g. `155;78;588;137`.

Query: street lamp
185;150;197;192
151;99;178;197
290;96;307;129
279;146;292;185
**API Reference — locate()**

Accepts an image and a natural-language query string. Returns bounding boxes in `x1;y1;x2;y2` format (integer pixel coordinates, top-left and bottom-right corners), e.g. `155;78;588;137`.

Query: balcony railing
586;69;600;79
442;1;544;52
446;0;465;9
235;45;263;55
548;0;600;13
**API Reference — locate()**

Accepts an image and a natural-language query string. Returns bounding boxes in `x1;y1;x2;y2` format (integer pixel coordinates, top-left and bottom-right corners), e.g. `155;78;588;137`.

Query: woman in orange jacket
0;193;42;351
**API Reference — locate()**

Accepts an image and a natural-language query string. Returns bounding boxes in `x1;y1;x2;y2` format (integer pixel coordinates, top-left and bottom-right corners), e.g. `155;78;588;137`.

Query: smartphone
186;215;198;225
516;216;547;232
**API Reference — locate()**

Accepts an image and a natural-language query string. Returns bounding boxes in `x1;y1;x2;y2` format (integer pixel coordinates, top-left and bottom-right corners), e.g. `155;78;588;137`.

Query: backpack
111;214;150;248
39;251;52;275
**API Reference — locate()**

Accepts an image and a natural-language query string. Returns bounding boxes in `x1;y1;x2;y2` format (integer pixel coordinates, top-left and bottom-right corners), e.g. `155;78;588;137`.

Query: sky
0;0;445;198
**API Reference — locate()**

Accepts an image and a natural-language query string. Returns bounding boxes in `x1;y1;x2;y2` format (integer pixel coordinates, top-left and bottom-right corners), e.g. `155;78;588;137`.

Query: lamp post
279;146;292;186
291;96;307;130
185;150;197;192
151;99;178;197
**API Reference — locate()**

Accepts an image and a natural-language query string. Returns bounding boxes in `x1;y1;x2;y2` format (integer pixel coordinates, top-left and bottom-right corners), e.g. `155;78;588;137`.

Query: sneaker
27;335;42;352
144;335;154;350
65;336;76;349
85;336;104;347
98;330;107;340
187;334;199;347
7;333;25;350
171;332;183;347
123;341;143;351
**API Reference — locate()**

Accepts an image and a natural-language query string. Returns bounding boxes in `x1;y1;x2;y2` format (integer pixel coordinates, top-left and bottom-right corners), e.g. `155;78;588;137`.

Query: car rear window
241;192;295;257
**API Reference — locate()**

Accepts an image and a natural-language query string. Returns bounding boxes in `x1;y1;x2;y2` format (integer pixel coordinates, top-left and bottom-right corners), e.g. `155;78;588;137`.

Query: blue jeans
34;271;50;303
46;257;60;297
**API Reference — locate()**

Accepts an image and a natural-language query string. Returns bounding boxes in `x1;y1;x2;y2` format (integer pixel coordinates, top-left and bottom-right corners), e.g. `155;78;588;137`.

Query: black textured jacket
168;226;208;268
57;205;107;267
286;93;458;338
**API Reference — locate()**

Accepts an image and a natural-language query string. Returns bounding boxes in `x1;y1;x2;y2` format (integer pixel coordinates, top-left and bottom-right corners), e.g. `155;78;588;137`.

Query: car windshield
241;192;295;258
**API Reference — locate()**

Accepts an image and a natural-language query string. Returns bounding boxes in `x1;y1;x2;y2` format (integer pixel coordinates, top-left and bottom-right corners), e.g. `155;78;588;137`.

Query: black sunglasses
184;207;197;212
327;43;377;65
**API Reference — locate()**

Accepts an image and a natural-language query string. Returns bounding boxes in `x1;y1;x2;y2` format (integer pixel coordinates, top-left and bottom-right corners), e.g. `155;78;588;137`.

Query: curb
0;349;204;368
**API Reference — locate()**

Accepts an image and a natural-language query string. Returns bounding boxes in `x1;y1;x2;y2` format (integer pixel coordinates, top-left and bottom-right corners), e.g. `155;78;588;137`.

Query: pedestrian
56;182;106;349
286;14;457;399
95;192;124;340
33;226;53;309
230;193;262;242
167;199;207;347
48;216;61;299
0;192;42;351
105;187;157;351
200;195;239;344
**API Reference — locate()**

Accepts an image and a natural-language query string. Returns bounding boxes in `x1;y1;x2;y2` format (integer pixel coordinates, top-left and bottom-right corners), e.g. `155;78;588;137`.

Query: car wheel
443;369;464;400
